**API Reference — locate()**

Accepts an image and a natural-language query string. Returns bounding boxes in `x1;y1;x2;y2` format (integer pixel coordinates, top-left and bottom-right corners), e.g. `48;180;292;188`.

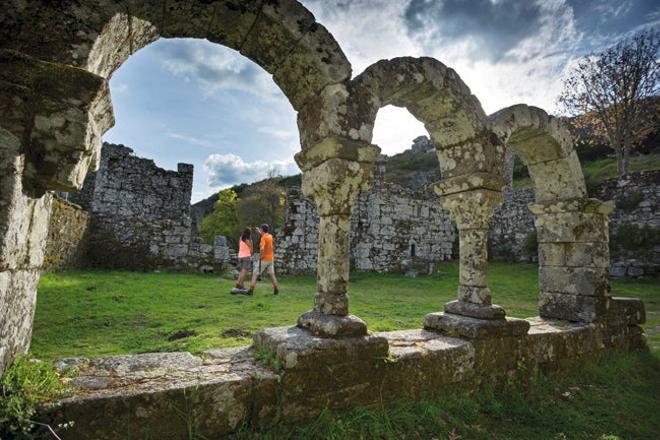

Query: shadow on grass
229;350;660;440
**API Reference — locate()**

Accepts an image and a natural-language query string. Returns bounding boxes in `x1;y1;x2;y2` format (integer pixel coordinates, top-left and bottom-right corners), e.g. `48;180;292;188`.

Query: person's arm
247;239;253;253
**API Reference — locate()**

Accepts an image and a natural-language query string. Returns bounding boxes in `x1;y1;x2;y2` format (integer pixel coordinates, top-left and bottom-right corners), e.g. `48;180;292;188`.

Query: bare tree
558;30;659;177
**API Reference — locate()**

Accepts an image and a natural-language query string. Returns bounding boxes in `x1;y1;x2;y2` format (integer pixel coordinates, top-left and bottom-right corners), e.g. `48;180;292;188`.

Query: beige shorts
254;260;275;276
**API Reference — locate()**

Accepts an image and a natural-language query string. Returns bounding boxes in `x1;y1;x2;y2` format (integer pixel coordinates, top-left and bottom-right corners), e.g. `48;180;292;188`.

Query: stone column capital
440;188;504;229
298;138;380;217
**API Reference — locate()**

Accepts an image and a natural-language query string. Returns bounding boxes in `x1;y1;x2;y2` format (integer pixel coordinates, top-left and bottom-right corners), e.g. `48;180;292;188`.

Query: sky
103;0;659;202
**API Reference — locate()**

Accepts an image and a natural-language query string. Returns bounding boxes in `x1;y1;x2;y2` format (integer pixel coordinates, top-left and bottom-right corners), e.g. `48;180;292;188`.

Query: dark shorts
238;257;252;270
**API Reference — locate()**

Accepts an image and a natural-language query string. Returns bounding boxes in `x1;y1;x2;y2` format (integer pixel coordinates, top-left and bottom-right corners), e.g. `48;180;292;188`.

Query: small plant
615;190;645;211
522;231;538;255
254;347;283;371
0;356;73;439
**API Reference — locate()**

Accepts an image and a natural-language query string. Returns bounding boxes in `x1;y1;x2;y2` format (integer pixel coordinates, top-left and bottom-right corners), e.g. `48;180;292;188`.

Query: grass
230;350;660;439
513;152;660;189
32;262;660;360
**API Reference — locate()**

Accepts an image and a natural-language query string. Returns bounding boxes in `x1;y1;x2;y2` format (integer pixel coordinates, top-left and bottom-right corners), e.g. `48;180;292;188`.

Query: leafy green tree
237;178;285;230
200;189;241;247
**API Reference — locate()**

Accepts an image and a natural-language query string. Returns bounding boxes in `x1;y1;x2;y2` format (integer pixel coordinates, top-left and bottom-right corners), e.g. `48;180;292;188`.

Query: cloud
404;0;546;62
166;132;224;149
153;39;283;99
372;106;427;155
203;153;300;188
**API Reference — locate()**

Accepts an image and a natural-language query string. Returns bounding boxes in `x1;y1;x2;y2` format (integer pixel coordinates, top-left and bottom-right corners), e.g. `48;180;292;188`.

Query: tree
558;30;659;177
237;178;285;231
200;189;241;247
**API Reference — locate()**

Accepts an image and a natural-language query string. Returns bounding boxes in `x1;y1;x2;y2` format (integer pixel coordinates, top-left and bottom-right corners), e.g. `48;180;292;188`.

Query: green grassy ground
32;262;660;360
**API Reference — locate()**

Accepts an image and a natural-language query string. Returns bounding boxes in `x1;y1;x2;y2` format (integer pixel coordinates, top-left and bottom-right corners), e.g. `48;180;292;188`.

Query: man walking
247;224;279;295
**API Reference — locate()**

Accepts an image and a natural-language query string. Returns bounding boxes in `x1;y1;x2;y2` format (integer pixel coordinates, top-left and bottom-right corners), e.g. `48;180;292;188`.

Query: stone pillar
293;137;380;337
0;50;112;374
424;174;530;338
531;198;614;323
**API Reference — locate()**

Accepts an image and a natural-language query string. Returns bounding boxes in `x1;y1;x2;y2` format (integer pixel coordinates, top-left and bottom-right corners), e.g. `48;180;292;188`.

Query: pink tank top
238;239;251;258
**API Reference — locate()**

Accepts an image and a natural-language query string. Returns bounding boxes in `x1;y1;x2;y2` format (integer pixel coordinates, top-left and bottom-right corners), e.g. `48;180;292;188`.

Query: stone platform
38;316;645;440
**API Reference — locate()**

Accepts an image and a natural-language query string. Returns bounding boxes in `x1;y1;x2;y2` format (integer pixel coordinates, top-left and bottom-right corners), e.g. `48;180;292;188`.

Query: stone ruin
276;156;455;274
54;142;232;271
0;1;647;437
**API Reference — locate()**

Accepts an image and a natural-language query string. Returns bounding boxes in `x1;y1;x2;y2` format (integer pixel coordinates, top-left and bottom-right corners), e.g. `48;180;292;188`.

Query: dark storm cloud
404;0;544;61
567;0;660;50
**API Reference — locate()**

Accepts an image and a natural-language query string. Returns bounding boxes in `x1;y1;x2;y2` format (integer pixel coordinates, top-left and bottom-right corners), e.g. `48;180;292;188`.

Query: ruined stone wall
68;143;231;271
488;170;660;276
43;197;90;271
276;181;455;274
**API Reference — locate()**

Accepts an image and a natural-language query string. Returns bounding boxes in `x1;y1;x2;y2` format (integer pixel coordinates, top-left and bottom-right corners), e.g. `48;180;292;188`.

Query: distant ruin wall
65;143;231;271
43;197;90;271
488;170;660;277
276;181;455;274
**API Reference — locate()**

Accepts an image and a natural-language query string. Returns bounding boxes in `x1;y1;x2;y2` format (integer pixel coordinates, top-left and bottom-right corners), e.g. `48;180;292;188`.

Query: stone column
532;198;615;323
293;137;380;337
424;173;530;338
0;50;112;374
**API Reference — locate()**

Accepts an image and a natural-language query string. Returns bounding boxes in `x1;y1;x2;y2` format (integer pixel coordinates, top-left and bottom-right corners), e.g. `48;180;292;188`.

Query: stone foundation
39;312;645;439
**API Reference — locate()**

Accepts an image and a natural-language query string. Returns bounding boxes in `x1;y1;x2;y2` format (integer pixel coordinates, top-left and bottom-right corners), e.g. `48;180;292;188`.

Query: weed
0;356;73;439
615;190;645;211
253;347;282;371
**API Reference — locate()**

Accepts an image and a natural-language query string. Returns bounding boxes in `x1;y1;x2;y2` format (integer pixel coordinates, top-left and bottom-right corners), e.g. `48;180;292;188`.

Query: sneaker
273;288;279;295
245;288;254;296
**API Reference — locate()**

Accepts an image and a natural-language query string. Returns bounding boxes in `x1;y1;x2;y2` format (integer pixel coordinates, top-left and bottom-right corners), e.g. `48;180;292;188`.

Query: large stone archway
489;104;614;322
0;0;353;373
330;58;521;336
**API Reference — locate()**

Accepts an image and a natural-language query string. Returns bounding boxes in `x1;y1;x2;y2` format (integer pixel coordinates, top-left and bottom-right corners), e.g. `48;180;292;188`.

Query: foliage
200;189;241;247
230;351;660;439
558;30;659;176
33;263;660;359
512;152;660;190
254;347;282;371
615;190;645;211
610;224;660;259
1;357;72;439
522;231;538;255
237;178;285;231
384;149;439;186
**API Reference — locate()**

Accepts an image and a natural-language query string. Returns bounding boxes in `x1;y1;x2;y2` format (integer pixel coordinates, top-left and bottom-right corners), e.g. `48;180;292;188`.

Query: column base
253;325;389;370
424;312;530;339
297;310;368;338
444;300;506;320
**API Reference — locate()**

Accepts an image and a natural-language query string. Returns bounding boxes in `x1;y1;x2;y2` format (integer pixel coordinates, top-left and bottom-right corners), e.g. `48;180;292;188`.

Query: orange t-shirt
260;233;274;261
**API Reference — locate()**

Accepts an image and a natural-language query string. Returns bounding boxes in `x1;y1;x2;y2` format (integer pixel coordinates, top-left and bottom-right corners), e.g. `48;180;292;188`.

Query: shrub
0;357;73;439
615;191;645;212
610;224;660;259
523;231;538;255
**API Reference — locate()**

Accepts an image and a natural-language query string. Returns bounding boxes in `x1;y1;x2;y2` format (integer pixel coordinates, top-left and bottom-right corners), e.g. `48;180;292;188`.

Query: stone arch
0;0;353;371
488;104;587;202
301;57;521;335
489;104;614;323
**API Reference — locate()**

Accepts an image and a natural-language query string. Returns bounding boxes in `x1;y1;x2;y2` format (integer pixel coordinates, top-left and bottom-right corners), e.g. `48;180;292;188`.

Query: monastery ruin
0;0;649;438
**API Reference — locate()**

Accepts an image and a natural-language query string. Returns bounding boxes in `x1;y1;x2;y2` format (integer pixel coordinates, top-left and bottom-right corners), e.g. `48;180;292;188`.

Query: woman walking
234;228;253;292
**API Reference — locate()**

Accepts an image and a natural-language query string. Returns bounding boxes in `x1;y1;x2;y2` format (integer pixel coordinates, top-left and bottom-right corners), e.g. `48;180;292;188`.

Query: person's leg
248;261;261;292
236;267;247;287
268;262;279;294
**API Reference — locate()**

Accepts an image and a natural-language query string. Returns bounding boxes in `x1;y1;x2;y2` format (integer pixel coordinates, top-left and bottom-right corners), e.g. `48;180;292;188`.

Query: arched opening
346;57;512;327
489;104;613;322
0;0;352;371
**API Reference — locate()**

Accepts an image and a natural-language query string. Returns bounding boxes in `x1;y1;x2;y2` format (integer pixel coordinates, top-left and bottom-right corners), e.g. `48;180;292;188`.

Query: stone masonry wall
488;170;660;276
67;143;231;271
276;180;455;274
43;196;90;271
